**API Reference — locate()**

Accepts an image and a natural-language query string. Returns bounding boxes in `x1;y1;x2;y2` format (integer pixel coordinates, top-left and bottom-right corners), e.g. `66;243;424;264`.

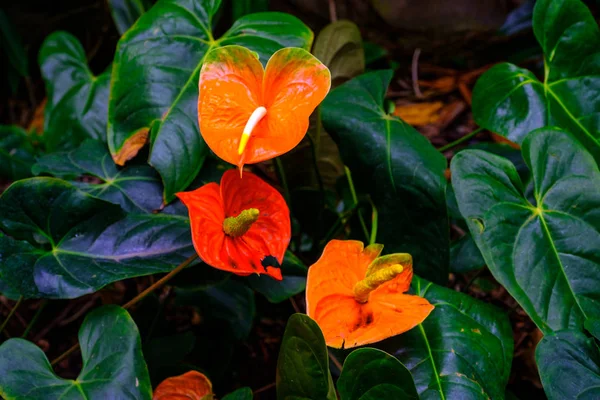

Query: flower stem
345;166;370;242
22;300;48;339
274;157;291;206
438;127;484;153
0;296;23;337
369;199;378;245
50;254;198;366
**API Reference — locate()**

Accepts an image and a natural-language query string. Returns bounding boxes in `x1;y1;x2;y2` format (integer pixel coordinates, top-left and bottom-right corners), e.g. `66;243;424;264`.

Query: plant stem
51;254;198;366
22;300;48;339
274;157;291;206
0;296;23;337
369;200;378;245
438;127;484;153
344;166;370;241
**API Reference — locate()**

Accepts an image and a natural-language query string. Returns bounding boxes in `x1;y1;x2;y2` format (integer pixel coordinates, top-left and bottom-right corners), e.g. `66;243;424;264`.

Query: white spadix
238;106;267;155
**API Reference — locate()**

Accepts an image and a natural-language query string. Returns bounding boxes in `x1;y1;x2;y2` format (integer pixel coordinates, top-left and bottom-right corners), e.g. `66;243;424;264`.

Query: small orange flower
198;45;331;169
153;371;213;400
176;170;290;280
306;240;434;348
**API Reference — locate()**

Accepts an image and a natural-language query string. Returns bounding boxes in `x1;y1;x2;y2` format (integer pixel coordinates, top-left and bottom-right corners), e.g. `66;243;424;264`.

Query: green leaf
276;313;336;400
0;125;36;180
40;32;111;152
585;319;600;341
248;251;307;303
108;0;152;35
363;41;387;65
176;279;256;340
450;234;486;274
33;139;163;213
337;348;418;400
321;70;449;284
0;178;193;298
0;305;151;400
313;20;364;84
536;330;600;400
472;0;600;163
108;0;313;201
383;277;514;400
223;387;253;400
0;9;28;78
231;0;268;20
451;127;600;332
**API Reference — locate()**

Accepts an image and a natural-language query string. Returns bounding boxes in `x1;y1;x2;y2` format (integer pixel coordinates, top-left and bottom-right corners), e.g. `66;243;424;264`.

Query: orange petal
243;48;330;164
306;240;382;319
153;371;214;400
198;45;264;167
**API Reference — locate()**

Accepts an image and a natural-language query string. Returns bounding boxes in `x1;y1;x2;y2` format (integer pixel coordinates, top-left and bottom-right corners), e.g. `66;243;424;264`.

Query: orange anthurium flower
176;169;290;280
153;371;214;400
198;45;331;169
306;240;434;348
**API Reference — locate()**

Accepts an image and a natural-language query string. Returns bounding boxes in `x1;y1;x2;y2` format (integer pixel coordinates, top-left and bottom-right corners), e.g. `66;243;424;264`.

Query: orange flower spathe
176;169;290;280
306;240;434;348
198;45;331;169
153;371;213;400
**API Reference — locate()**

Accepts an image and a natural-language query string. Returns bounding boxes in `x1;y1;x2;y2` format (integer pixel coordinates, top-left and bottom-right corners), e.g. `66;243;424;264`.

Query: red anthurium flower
176;170;290;280
306;240;434;348
198;45;331;169
153;371;213;400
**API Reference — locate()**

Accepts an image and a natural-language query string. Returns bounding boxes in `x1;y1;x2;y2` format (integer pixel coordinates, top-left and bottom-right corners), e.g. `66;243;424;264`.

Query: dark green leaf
33;139;163;213
536;330;600;400
0;305;151;399
276;313;336;400
108;0;152;35
0;9;28;77
40;32;110;151
321;70;449;284
108;0;313;201
472;0;600;163
0;178;193;298
585;319;600;341
313;20;364;84
383;277;514;400
338;348;418;400
223;387;253;400
0;125;36;180
451;128;600;332
363;41;387;65
176;279;256;340
232;0;268;20
450;234;486;274
248;251;307;303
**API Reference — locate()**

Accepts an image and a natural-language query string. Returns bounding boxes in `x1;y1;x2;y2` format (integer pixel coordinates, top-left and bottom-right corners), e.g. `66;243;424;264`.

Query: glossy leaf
321;70;449;284
0;178;194;298
0;125;35;180
451;128;600;332
312;20;364;84
449;234;486;274
108;0;152;35
40;32;110;151
337;348;418;400
585;319;600;341
0;305;151;399
276;313;336;400
33;139;163;213
222;387;253;400
248;251;307;303
108;0;313;201
383;276;514;400
232;0;268;20
472;0;600;163
536;330;600;400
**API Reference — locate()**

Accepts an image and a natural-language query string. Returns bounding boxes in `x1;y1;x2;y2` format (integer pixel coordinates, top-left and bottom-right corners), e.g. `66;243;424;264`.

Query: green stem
369;199;378;245
344;166;370;242
21;300;48;339
274;157;291;206
0;296;23;337
438;127;484;152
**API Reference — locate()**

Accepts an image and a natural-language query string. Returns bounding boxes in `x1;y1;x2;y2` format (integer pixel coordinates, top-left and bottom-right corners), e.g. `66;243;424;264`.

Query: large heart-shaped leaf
383;276;514;400
451;128;600;332
40;31;110;152
321;70;449;284
248;251;307;303
108;0;313;201
472;0;600;163
0;125;35;180
0;178;194;298
0;305;151;399
108;0;153;35
276;313;336;400
536;330;600;400
337;348;418;400
33;139;163;213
